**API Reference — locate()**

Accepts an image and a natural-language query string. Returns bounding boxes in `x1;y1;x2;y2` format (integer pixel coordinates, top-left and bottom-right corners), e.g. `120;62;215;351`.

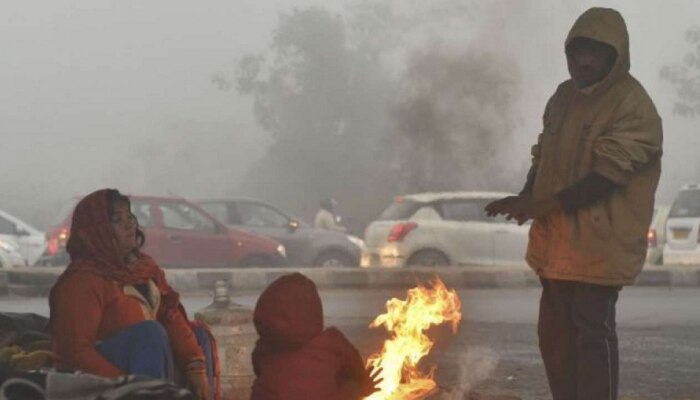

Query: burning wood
365;278;462;400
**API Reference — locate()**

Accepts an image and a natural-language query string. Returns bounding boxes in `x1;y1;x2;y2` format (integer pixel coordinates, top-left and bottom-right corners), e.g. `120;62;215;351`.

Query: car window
669;190;700;218
200;203;230;224
130;200;155;228
441;200;490;222
236;203;288;228
492;214;529;225
159;203;216;232
0;216;15;234
379;200;423;220
410;206;442;220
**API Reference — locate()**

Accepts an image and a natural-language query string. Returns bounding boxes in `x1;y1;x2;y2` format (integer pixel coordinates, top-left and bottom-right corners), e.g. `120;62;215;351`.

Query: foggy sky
1;0;698;229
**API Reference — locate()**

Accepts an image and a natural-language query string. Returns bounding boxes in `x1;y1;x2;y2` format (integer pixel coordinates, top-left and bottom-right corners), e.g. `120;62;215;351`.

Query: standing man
486;8;662;400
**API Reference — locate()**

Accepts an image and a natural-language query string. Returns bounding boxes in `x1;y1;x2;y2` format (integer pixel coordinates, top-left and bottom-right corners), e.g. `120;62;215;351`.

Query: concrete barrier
2;264;700;297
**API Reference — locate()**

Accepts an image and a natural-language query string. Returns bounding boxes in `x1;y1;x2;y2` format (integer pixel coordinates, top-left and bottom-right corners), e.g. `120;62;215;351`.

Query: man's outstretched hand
485;195;558;225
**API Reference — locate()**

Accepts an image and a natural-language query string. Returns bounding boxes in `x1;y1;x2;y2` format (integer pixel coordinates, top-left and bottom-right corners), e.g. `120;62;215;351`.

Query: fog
1;0;698;232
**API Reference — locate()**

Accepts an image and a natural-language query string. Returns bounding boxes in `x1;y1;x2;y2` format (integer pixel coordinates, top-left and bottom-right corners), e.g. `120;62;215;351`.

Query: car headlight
347;235;364;249
0;239;17;254
277;244;287;258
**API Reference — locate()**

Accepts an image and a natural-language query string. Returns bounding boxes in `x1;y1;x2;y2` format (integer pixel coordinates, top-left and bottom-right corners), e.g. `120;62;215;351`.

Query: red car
40;195;287;268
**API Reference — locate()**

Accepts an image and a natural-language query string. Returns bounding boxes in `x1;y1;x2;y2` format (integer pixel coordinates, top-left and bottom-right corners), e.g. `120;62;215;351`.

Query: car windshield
669;190;700;218
378;200;423;221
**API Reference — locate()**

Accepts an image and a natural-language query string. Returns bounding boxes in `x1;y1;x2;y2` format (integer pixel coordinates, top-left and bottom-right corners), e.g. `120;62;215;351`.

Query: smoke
1;0;697;229
236;1;523;232
390;43;520;194
436;347;499;400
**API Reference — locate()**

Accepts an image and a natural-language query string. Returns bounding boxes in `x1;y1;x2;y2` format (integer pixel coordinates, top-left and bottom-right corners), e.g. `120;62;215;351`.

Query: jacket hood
566;7;629;92
253;273;323;349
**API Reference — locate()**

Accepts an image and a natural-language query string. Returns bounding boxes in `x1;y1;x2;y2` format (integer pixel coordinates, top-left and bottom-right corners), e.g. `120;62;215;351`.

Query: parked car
38;195;287;268
362;191;528;267
0;237;25;269
197;198;363;267
646;205;669;265
0;208;46;266
663;184;700;265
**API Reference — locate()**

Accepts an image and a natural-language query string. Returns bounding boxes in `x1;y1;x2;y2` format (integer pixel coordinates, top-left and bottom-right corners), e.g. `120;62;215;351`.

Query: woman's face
110;200;138;259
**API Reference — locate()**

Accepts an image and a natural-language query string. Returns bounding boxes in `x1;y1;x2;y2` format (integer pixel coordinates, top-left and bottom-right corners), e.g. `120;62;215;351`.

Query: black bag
0;313;50;349
0;368;194;400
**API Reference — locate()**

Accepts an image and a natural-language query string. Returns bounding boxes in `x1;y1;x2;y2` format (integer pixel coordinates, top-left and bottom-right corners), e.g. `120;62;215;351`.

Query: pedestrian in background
314;198;348;232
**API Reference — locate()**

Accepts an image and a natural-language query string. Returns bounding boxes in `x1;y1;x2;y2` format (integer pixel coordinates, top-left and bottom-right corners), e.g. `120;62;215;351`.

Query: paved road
2;287;699;399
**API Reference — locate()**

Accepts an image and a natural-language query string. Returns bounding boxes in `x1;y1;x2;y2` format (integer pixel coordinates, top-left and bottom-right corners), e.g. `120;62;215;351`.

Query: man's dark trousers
538;278;622;400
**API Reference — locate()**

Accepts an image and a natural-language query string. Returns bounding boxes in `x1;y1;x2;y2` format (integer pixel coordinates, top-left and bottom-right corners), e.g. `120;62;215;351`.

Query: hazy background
1;0;698;232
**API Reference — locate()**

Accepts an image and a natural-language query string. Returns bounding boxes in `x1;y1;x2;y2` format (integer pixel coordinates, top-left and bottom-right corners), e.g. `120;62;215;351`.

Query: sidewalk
2;264;700;297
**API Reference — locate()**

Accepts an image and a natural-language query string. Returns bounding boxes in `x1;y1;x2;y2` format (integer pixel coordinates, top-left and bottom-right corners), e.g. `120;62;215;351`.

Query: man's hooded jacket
526;7;663;285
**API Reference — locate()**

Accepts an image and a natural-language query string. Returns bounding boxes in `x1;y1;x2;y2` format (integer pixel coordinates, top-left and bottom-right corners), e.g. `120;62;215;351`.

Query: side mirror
15;226;30;237
288;220;300;233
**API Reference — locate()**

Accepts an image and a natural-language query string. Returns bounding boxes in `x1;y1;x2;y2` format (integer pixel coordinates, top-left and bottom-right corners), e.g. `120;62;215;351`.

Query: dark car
39;195;287;268
197;198;363;267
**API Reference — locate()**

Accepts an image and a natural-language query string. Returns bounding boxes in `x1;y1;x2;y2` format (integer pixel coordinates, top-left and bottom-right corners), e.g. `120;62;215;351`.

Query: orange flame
365;278;462;400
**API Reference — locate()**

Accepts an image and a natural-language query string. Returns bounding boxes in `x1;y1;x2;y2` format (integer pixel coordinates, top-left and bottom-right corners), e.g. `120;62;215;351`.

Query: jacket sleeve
592;92;663;185
327;328;367;382
155;272;205;368
251;338;268;376
50;274;125;377
521;93;555;196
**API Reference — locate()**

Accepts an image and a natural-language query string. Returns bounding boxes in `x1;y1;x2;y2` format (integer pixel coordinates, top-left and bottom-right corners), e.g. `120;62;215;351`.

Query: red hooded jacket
251;273;367;400
49;190;204;377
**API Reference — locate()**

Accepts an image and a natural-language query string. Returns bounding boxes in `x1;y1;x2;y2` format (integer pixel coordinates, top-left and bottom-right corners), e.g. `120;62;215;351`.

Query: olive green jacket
525;8;663;286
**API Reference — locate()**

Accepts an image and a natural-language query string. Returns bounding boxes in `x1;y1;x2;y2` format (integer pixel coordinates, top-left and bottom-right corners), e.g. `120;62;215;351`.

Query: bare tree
661;26;700;117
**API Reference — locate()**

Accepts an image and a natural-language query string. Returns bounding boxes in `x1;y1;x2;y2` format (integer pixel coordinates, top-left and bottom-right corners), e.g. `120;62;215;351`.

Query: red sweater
50;271;203;377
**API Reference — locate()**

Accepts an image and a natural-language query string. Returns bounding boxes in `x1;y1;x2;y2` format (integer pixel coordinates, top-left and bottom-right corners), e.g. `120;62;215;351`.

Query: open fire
365;278;462;400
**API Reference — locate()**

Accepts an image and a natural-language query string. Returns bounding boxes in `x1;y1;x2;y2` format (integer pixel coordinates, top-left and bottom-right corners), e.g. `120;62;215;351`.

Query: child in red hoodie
251;273;380;400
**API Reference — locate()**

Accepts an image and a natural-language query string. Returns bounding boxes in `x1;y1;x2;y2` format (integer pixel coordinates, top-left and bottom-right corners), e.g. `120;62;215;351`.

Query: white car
646;205;669;265
663;184;700;265
0;208;47;266
361;192;529;267
0;237;26;269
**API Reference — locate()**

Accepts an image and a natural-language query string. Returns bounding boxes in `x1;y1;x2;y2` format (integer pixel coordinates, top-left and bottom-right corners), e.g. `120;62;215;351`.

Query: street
2;287;699;399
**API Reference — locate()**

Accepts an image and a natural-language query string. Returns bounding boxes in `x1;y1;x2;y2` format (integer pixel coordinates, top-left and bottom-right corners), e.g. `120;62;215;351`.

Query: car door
490;214;530;265
0;215;24;264
230;201;310;264
0;213;45;265
155;200;234;268
11;223;46;266
439;199;494;265
129;199;165;264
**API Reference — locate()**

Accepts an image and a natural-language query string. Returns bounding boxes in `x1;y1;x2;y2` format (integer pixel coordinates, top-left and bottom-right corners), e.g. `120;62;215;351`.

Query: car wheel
407;250;450;267
239;256;275;268
314;251;354;268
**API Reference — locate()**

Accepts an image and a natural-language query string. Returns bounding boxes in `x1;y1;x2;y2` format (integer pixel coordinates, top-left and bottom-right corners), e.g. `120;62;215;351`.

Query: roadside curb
1;265;699;297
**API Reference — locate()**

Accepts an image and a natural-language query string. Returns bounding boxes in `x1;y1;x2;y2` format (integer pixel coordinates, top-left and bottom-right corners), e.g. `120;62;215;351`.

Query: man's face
566;37;617;89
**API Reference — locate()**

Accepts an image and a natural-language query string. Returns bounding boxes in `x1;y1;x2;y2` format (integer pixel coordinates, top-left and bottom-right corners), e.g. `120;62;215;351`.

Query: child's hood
253;273;324;349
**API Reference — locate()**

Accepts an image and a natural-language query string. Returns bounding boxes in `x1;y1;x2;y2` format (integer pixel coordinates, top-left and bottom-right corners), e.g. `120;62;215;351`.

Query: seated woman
49;189;214;400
